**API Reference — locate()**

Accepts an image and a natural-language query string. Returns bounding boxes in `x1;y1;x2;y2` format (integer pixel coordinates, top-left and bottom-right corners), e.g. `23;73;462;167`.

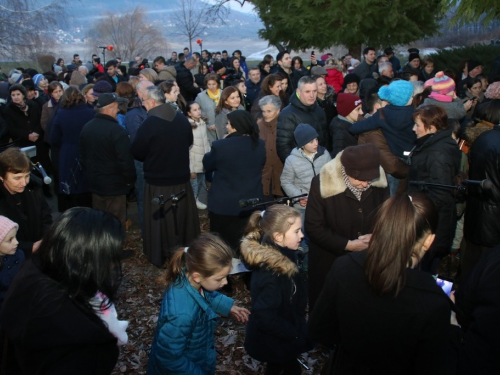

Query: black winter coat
0;258;119;375
79;113;136;196
276;93;328;162
408;128;461;257
330;115;358;158
241;234;313;363
304;153;389;311
0;177;52;252
1;99;42;147
464;125;500;247
309;251;457;375
175;62;201;102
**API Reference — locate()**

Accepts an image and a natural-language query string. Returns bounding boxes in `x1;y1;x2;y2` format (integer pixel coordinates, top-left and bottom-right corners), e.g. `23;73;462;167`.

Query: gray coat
195;90;218;143
421;97;466;121
280;146;331;209
214;105;244;139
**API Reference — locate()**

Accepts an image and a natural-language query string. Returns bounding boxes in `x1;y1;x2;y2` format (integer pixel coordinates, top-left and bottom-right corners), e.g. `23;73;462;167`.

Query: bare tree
171;0;212;52
0;0;65;60
88;6;167;62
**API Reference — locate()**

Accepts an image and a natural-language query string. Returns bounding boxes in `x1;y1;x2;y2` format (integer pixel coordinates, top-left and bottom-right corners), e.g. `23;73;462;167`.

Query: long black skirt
143;181;200;267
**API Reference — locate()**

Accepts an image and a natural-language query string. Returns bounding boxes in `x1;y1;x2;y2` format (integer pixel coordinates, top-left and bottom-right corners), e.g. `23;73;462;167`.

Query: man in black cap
457;59;483;97
384;47;401;73
79;93;136;228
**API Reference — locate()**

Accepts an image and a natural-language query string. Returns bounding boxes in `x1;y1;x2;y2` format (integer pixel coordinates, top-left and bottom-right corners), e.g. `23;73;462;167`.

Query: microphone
239;198;261;208
97;46;107;49
32;163;52;185
151;195;165;206
461;179;493;190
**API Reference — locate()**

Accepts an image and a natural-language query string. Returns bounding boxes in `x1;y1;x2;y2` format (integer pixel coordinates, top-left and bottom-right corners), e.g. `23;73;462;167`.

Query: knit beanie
92;80;113;97
424;71;455;95
54;65;62;74
485;81;500;99
0;216;18;244
33;74;45;88
9;83;27;97
337;93;362;117
9;71;23;85
341;144;380;181
294;123;318;148
408;52;420;62
467;59;482;72
378;80;414;106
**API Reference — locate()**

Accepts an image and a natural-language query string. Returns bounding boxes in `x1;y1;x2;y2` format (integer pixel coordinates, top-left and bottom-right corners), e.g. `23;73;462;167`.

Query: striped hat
424;71;455;95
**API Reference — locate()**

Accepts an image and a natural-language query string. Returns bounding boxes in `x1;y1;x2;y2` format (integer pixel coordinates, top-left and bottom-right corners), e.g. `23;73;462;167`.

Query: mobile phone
436;276;454;296
311;51;315;55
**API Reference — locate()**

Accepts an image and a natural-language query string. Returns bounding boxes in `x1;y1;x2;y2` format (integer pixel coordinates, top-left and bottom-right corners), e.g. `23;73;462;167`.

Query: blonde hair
244;205;301;244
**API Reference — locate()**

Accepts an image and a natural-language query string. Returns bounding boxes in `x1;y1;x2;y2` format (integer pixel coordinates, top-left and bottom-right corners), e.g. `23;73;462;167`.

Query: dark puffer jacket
330;115;358;158
276;93;328;162
408;128;461;257
241;234;313;363
464;125;500;246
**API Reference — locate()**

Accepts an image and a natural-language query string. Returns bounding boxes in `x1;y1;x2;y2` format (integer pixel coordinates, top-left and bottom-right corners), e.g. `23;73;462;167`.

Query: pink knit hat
424;71;455;95
485;82;500;99
0;216;18;243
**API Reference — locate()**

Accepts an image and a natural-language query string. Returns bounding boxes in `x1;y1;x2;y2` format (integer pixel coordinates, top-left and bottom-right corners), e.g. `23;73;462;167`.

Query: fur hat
0;216;18;244
336;93;362;117
294;123;318;148
424;71;455;95
9;83;27;97
485;82;500;99
341;144;381;181
378;80;414;106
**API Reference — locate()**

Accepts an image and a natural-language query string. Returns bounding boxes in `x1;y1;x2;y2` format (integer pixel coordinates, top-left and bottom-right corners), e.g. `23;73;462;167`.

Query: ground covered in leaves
112;214;329;374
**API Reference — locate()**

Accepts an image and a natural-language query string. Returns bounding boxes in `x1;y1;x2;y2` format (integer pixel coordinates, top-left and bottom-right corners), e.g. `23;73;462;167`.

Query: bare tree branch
171;0;214;52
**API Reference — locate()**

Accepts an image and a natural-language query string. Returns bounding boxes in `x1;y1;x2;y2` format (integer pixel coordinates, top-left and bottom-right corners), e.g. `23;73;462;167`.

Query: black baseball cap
96;93;127;108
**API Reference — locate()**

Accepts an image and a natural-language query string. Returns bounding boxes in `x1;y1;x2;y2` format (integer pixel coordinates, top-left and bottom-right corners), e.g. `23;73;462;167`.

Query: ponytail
165;248;187;288
243;206;301;244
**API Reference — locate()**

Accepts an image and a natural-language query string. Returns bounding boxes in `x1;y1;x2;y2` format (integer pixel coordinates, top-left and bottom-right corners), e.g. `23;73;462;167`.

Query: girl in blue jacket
147;233;250;375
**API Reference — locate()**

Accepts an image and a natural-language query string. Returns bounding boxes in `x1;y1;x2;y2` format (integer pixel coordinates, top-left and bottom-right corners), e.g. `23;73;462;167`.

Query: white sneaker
196;199;207;210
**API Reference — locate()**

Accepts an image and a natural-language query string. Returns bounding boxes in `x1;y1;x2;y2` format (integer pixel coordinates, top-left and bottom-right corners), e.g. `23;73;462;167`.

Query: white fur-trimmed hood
319;151;387;199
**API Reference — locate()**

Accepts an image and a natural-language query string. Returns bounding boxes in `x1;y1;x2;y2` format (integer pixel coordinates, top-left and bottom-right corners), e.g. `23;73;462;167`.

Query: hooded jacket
241;233;313;363
305;152;389;310
276;93;329;162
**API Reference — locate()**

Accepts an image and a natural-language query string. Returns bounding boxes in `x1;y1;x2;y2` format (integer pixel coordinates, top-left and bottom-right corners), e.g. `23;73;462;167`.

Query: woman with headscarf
203;110;265;255
305;143;389;311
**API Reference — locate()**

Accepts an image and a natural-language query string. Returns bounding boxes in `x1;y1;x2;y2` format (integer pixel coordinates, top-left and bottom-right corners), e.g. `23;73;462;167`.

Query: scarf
341;165;371;201
207;89;221;105
428;92;453;103
90;292;129;346
13;101;28;115
166;100;180;113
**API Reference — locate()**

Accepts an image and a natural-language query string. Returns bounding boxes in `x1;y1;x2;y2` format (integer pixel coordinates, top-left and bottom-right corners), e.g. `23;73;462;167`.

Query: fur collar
319;151;387;199
240;232;298;278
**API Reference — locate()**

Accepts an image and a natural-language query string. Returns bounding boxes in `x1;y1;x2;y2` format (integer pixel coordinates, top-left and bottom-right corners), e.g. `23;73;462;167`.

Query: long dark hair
215;86;242;114
364;193;438;296
36;207;124;311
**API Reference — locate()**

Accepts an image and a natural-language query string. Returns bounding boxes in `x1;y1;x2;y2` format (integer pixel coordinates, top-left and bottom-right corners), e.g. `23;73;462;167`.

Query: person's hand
464;100;473;111
32;240;42;252
299;197;308;207
358;233;372;245
311;53;317;65
346;239;369;252
449;291;459;326
28;132;39;142
190;173;196;179
208;125;216;131
205;180;212;191
230;305;250;323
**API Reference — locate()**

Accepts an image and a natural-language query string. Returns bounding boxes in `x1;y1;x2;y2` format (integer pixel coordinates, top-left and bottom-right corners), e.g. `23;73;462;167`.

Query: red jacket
325;68;344;94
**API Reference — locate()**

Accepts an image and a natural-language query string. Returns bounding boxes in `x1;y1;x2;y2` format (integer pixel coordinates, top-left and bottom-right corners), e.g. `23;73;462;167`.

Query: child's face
0;227;18;256
199;265;231;292
302;138;318;154
274;217;303;250
188;104;202;120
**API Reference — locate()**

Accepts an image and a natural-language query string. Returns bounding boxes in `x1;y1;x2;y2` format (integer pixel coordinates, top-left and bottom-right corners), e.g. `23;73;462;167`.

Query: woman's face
165;87;179;102
139;73;148;81
85;89;96;104
0;227;18;256
468;82;482;98
263;64;270;73
345;82;358;94
207;80;218;93
202;65;209;74
237;82;247;95
1;171;30;194
294;59;302;70
280;79;288;92
51;86;63;101
58;60;64;66
225;91;241;109
10;90;24;105
424;63;434;74
270;81;282;96
261;103;280;122
347;176;370;189
316;77;327;95
480;78;488;92
409;58;420;69
233;59;240;70
413;117;435;138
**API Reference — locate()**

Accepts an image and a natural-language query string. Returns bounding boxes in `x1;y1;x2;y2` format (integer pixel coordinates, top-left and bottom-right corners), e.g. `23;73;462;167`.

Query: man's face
135;56;142;64
74;55;80;63
249;69;261;84
381;66;394;78
107;65;117;76
378;56;389;65
233;51;241;59
184;48;189;55
116;58;121;64
297;83;317;106
345;55;352;65
154;61;164;72
171;52;177;61
409;58;420;69
93;60;98;67
279;53;292;69
185;61;195;70
222;52;228;60
202;51;208;59
364;50;376;64
215;53;221;61
26;90;36;100
469;65;483;78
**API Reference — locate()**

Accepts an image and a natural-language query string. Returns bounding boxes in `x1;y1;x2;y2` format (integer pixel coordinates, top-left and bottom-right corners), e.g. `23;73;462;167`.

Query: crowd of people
0;45;498;374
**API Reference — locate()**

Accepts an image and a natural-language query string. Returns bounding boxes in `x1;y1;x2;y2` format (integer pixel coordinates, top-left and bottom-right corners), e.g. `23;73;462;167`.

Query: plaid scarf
341;165;371;201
